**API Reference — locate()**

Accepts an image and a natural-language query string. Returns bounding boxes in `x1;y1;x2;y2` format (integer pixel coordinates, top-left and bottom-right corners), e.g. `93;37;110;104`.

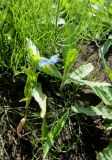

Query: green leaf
62;23;76;59
42;117;48;142
23;67;39;83
65;74;111;87
91;86;112;106
71;106;112;119
63;63;111;89
63;48;78;80
104;122;112;131
23;68;39;98
43;111;69;159
89;1;111;24
66;63;94;82
77;79;111;87
99;35;112;80
60;0;70;9
26;37;40;61
97;140;112;160
24;76;34;98
19;97;29;102
100;35;112;57
32;84;47;118
40;64;62;79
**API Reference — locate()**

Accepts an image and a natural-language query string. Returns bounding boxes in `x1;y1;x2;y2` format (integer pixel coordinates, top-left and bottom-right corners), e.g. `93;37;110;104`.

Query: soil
0;42;112;160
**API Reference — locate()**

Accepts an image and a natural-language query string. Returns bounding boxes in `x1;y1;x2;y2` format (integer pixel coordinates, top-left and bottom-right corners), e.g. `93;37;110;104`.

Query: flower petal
39;59;49;67
49;55;59;65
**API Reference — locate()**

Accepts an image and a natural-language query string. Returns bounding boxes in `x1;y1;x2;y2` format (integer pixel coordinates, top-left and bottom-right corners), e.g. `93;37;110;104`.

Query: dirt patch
0;43;112;160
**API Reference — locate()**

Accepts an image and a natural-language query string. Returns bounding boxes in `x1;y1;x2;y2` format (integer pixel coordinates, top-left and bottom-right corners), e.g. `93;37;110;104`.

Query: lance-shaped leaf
23;67;39;98
91;86;112;106
32;84;47;118
65;63;94;84
38;55;62;79
62;24;76;59
72;106;112;120
64;49;78;78
26;37;41;64
43;111;69;159
42;117;48;142
39;64;62;79
99;35;112;80
26;37;40;56
71;63;94;79
65;75;111;88
64;62;111;88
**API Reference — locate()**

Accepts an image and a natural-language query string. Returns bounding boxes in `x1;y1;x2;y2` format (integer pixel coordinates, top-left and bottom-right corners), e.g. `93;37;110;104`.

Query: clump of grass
0;0;111;74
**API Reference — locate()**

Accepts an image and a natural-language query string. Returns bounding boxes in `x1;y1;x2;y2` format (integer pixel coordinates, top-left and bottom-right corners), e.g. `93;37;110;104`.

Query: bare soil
0;43;112;160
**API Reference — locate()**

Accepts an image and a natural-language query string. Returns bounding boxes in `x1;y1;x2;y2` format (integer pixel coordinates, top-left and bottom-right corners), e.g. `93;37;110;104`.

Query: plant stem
25;97;32;119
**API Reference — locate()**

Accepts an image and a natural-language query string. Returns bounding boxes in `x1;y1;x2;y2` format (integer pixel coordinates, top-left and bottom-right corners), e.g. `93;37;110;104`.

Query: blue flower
39;55;59;67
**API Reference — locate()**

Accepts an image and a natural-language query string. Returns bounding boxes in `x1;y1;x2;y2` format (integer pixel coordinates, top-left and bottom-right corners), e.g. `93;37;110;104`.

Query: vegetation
0;0;112;159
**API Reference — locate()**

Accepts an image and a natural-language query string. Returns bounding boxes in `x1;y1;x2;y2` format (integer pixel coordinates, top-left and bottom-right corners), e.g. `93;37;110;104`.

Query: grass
0;0;112;159
0;0;111;73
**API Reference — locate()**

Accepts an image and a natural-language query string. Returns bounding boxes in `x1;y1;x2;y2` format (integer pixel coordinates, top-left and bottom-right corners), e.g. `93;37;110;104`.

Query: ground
0;42;112;160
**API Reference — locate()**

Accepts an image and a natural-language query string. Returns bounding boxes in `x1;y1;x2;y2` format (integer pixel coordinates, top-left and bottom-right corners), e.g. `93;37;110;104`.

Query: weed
0;0;112;159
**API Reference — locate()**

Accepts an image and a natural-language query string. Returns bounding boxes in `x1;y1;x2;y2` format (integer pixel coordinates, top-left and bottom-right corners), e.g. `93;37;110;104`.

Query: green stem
25;97;32;119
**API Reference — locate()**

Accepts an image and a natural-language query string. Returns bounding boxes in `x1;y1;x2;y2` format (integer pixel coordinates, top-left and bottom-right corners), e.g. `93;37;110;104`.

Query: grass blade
42;117;48;142
43;111;69;159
